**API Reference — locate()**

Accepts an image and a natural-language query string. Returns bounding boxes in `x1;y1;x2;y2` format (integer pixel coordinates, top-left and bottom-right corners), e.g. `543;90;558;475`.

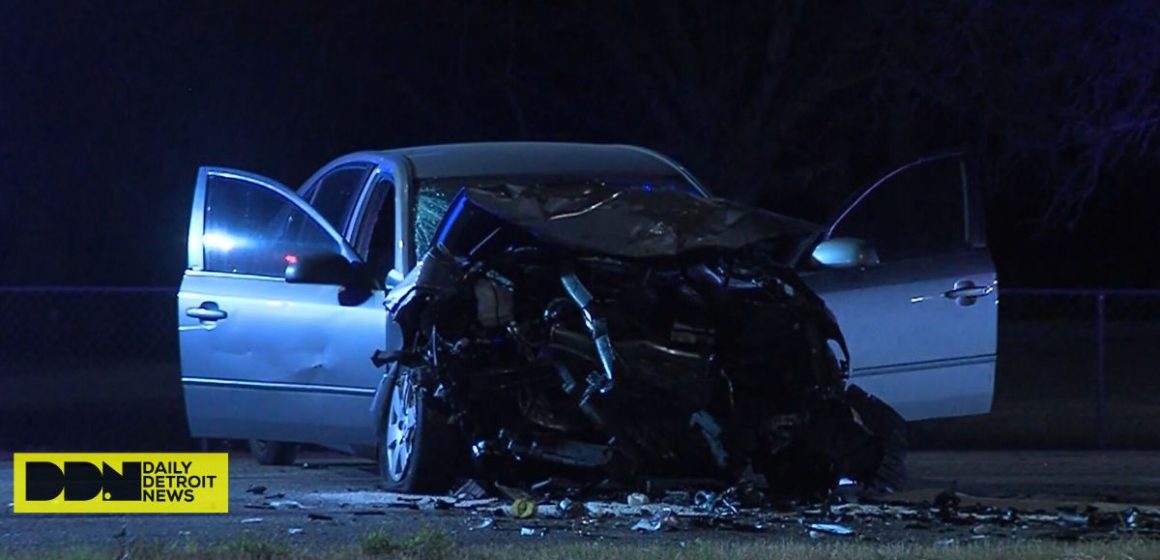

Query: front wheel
378;366;459;493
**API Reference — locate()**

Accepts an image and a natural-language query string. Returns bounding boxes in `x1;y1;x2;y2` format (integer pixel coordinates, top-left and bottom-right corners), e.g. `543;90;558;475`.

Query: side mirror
811;237;881;269
285;252;365;286
385;269;405;289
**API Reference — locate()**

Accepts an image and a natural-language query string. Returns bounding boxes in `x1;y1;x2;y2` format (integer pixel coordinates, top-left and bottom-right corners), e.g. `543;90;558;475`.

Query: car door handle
186;302;228;321
944;281;994;306
944;285;992;299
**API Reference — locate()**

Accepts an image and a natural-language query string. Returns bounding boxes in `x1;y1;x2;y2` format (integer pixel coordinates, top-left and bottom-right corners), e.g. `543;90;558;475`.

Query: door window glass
830;158;968;261
306;164;372;233
203;175;342;277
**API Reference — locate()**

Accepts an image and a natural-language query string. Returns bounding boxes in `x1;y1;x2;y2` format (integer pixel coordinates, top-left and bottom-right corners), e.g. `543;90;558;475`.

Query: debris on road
934;483;963;519
240;517;263;524
693;490;719;512
268;499;305;510
454;479;491;500
307;513;334;521
245;485;267;495
1124;508;1145;529
632;508;678;532
455;498;500;509
510;498;537;519
807;523;855;536
289;482;1160;543
288;528;304;535
557;498;584;518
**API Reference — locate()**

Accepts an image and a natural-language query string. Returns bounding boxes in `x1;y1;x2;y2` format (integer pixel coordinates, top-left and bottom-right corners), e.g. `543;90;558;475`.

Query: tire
760;442;841;501
869;420;909;493
845;385;909;493
378;366;459;493
759;387;908;500
248;439;298;466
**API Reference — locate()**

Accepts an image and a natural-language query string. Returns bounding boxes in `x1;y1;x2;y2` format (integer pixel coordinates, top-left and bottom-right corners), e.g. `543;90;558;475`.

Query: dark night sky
2;1;1157;288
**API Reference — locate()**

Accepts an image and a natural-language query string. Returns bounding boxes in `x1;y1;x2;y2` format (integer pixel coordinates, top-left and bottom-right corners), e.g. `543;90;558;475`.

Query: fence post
1095;292;1107;449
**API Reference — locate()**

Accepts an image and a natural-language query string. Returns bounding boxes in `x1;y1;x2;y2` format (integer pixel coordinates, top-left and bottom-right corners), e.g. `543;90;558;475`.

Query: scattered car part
808;522;855;536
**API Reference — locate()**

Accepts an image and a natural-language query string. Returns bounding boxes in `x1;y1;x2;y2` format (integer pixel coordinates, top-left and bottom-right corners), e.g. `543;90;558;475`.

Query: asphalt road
3;450;1160;553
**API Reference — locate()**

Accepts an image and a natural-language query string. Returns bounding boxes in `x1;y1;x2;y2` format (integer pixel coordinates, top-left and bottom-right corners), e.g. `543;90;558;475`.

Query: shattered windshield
412;175;698;262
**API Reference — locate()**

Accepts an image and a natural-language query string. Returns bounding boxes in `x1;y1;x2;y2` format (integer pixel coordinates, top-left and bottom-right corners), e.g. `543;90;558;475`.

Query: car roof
365;142;691;181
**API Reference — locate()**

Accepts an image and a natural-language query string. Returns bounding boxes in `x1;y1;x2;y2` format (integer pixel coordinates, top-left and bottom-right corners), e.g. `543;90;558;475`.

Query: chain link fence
2;286;1158;451
909;288;1160;449
0;287;186;452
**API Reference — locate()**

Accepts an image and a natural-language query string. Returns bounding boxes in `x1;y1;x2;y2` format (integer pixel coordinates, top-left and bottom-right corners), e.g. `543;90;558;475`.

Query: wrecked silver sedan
178;142;995;497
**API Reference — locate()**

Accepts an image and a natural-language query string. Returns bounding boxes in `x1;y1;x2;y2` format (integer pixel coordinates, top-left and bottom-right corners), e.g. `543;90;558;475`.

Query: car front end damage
373;184;906;498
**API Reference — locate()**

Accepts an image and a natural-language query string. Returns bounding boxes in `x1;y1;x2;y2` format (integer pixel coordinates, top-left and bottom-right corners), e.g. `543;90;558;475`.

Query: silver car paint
800;251;997;420
179;143;997;451
801;153;997;420
179;168;386;452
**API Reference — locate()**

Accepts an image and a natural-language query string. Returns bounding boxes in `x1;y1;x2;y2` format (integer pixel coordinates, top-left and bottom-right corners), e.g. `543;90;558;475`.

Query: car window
829;158;968;261
360;178;397;281
203;175;343;277
413;184;457;263
306;164;372;233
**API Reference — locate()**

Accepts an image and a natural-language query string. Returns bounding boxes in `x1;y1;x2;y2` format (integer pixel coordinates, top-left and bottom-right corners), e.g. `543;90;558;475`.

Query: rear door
797;155;997;420
178;168;385;449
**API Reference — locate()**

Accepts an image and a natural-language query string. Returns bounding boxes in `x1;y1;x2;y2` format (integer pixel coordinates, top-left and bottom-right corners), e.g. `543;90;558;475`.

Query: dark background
2;1;1159;453
2;1;1158;289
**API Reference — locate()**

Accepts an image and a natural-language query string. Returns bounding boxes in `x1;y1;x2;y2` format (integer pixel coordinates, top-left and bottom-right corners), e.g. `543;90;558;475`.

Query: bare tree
504;0;1160;224
878;1;1160;225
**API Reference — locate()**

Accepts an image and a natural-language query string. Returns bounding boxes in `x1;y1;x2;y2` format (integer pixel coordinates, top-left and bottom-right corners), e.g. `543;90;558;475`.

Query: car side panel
179;273;385;446
180;166;387;450
802;250;997;420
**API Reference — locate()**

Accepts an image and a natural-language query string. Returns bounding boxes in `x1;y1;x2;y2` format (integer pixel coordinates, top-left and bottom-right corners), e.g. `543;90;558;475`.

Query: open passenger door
796;154;997;420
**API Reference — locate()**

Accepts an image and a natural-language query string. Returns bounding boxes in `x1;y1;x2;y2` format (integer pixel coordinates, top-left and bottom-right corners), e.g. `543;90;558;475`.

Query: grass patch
3;533;1160;560
217;536;294;560
360;526;454;559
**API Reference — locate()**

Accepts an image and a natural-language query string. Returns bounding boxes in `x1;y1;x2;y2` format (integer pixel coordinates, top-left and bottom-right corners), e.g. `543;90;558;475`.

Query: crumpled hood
443;183;819;259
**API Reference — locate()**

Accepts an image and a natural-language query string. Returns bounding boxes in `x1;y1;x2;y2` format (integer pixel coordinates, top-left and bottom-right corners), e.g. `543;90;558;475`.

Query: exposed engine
376;185;906;497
